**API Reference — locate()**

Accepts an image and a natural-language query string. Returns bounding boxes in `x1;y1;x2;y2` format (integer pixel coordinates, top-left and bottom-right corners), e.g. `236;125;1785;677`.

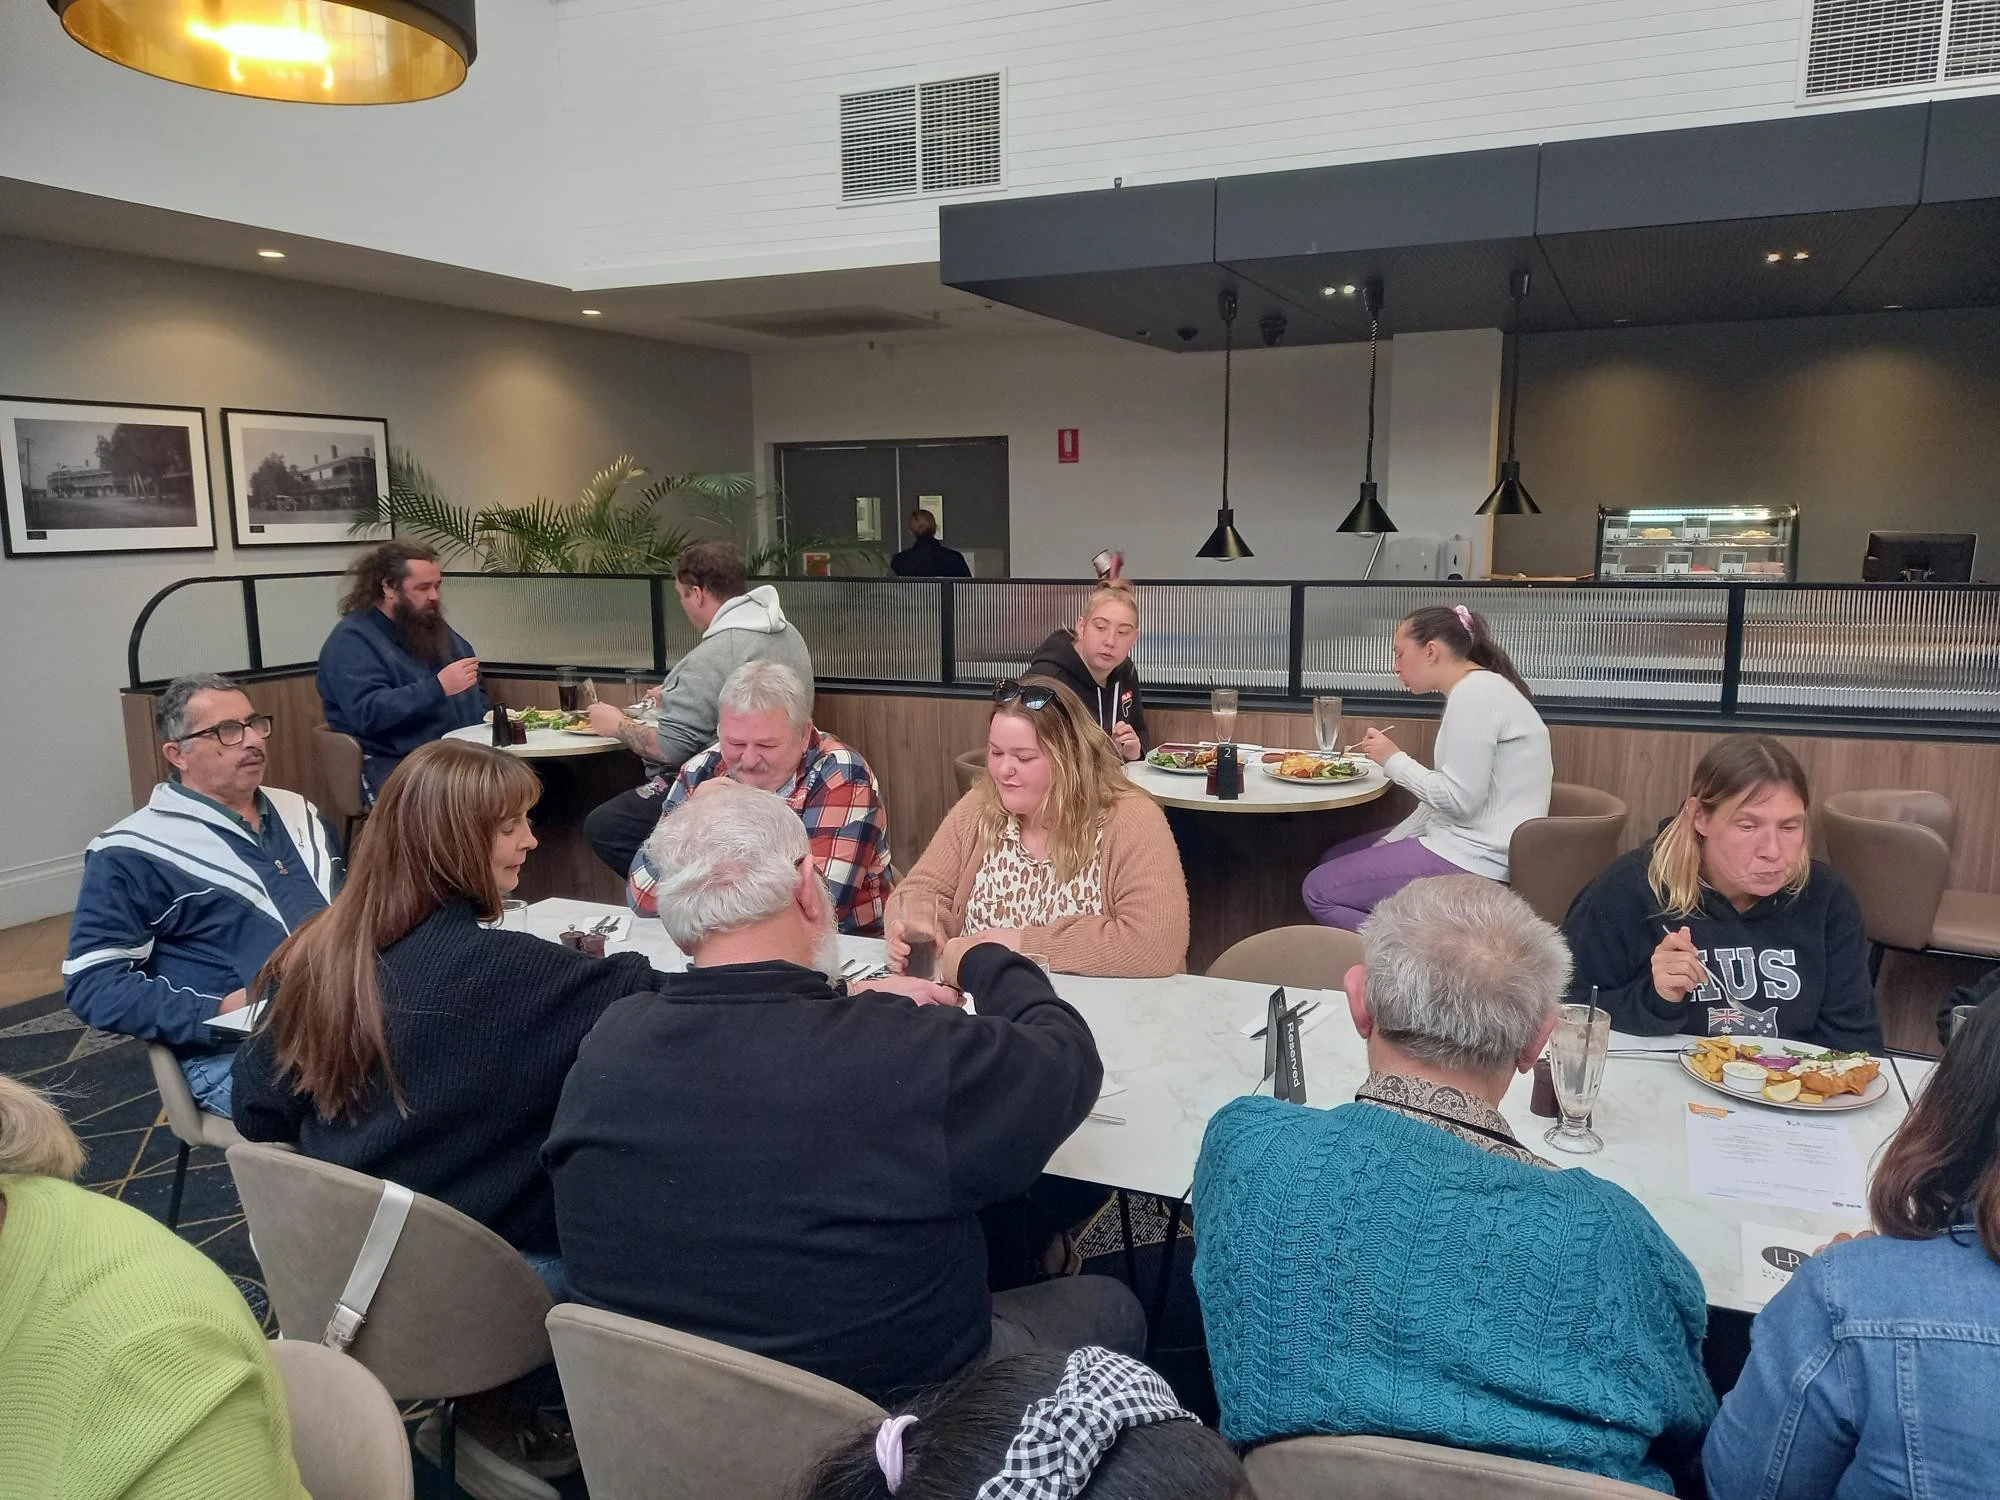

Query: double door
775;437;1009;576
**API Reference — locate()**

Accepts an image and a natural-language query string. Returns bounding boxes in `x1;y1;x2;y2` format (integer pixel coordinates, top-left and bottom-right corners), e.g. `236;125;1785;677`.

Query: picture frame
0;396;216;557
222;408;390;548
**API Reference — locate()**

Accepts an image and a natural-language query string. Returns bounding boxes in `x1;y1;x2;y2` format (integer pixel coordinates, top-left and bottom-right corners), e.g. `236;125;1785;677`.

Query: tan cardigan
900;787;1189;979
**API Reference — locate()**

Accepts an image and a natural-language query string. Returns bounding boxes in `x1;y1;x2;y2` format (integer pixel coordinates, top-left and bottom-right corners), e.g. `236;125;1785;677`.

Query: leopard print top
963;818;1106;932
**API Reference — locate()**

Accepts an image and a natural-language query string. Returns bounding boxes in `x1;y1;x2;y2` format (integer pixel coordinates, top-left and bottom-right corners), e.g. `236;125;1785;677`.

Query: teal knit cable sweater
1192;1096;1716;1494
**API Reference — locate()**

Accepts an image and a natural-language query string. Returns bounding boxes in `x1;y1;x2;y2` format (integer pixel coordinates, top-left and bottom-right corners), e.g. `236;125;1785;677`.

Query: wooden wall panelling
814;692;993;869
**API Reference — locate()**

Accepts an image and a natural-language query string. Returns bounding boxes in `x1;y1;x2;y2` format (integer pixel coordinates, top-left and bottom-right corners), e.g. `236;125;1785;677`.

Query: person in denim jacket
1705;996;2000;1499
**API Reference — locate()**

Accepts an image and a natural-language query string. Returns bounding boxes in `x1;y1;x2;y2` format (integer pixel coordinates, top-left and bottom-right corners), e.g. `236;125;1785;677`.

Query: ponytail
1400;605;1532;699
0;1075;86;1180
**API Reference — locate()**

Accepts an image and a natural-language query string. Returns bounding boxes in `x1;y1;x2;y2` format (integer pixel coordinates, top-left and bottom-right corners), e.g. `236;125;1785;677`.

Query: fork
589;914;622;935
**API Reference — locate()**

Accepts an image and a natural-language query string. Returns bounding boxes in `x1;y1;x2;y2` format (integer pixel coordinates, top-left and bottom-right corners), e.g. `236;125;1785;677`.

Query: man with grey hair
1192;876;1714;1493
64;673;341;1116
625;659;890;934
547;782;1144;1405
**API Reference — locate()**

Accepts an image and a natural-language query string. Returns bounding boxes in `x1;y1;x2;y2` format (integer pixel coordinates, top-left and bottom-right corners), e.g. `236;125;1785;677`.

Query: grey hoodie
647;585;817;774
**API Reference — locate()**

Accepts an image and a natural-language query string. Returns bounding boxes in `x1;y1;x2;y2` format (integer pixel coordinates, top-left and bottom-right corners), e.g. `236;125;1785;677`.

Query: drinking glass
557;667;582;713
1543;1003;1611;1154
888;888;944;980
1210;687;1239;744
1312;696;1344;752
623;669;643;709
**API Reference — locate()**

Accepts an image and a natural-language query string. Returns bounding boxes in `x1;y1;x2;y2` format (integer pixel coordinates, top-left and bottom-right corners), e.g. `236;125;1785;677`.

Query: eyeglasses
992;679;1057;711
181;714;274;746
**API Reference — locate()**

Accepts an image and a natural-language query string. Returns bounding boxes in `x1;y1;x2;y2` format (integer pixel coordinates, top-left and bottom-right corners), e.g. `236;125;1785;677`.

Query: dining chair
1206;925;1364;991
144;1043;241;1231
1243;1434;1664;1499
1508;783;1628;928
1823;789;2000;975
268;1338;416;1500
312;725;370;851
952;747;986;796
227;1142;557;1500
546;1303;885;1500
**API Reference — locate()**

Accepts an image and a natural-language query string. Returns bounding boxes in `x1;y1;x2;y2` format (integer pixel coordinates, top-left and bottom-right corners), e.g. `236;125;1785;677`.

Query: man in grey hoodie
584;539;816;873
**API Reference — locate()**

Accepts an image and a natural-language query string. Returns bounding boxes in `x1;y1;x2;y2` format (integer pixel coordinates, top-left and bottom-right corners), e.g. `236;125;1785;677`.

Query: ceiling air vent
1805;0;1943;94
840;72;1003;202
1945;0;2000;77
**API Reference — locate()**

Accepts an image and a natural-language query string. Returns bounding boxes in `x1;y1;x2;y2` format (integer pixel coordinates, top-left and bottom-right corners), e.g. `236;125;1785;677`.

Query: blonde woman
1027;580;1148;760
0;1076;308;1499
1563;735;1881;1050
890;676;1188;980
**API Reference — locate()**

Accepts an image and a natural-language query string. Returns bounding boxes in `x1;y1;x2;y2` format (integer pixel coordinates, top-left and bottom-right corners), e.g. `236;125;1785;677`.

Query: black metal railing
126;572;2000;735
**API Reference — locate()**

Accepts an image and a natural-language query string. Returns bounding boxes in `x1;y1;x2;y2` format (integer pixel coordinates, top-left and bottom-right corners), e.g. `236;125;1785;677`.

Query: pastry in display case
1595;505;1799;582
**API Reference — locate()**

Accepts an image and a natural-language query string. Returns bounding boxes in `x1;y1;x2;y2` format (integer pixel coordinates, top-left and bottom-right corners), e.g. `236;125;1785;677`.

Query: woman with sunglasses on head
1704;995;2000;1499
890;677;1188;981
1303;604;1551;931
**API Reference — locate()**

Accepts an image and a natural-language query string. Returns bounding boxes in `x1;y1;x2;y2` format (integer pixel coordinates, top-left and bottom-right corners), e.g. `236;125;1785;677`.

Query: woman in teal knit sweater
1193;877;1714;1494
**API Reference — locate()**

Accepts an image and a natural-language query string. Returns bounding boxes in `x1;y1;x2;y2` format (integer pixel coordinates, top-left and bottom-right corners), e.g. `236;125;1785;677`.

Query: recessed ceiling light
1764;252;1783;264
1883;303;1903;310
1340;284;1357;295
1612;318;1631;325
257;249;285;259
580;309;603;317
1792;250;1811;261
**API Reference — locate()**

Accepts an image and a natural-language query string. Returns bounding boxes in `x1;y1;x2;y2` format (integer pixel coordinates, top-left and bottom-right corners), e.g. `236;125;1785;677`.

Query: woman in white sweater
1303;604;1551;930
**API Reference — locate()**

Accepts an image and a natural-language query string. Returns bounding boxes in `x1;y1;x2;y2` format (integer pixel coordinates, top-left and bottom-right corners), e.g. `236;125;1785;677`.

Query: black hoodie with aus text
1562;843;1883;1052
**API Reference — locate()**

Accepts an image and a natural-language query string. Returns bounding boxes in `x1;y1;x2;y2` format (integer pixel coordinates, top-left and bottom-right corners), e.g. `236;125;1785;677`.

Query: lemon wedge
1762;1077;1802;1104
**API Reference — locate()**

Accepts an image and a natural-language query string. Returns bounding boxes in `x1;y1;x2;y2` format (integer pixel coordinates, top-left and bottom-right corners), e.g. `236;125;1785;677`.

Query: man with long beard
317;541;488;799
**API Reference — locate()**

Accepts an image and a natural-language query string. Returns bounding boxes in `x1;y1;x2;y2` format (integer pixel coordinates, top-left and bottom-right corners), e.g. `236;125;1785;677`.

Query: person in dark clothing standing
1563;735;1882;1052
232;739;654;1278
316;541;488;799
545;782;1144;1406
1026;581;1148;761
889;508;971;577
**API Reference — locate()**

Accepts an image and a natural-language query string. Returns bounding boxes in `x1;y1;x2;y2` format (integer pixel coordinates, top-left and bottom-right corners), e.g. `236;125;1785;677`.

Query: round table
1124;751;1397;969
444;723;623;758
444;723;639;901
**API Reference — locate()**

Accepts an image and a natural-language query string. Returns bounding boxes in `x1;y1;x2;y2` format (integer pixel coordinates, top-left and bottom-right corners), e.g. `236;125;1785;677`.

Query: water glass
623;669;643;708
1312;696;1344;752
1543;1004;1611;1154
1210;687;1239;744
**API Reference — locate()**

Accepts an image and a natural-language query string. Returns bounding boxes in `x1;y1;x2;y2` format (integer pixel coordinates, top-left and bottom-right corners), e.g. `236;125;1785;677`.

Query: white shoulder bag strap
321;1181;416;1352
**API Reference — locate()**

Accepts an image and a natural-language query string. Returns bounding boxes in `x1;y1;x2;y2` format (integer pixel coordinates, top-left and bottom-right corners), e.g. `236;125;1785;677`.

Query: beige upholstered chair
1207;926;1365;990
311;725;370;849
546;1303;884;1500
144;1043;242;1231
1243;1434;1663;1500
1508;784;1629;928
268;1339;415;1500
953;747;986;796
227;1143;556;1500
1823;789;2000;967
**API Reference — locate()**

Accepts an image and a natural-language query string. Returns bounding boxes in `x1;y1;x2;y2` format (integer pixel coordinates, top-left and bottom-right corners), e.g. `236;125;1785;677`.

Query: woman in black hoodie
1563;735;1882;1051
1027;581;1149;761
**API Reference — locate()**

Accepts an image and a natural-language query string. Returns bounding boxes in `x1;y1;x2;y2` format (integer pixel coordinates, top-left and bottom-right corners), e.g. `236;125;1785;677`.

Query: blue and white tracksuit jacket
63;783;342;1061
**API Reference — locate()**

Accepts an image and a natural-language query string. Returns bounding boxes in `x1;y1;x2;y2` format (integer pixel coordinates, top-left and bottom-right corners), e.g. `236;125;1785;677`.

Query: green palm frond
579;455;649;510
641;471;757;504
352;448;482;556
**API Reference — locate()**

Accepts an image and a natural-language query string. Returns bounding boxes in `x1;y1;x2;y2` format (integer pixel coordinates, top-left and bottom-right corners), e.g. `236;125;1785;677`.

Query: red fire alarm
1057;428;1080;463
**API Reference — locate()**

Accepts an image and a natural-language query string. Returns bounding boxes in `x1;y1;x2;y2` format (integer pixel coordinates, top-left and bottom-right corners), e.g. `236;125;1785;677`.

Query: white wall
752;328;1501;581
0;236;750;929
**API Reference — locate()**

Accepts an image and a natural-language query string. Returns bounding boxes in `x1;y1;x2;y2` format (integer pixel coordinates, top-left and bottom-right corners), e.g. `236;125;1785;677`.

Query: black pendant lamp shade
1337;282;1396;535
49;0;476;104
1477;269;1542;517
1198;287;1254;560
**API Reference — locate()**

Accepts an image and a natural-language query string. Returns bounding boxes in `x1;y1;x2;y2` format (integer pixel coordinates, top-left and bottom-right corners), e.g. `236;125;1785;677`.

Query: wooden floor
0;914;68;1009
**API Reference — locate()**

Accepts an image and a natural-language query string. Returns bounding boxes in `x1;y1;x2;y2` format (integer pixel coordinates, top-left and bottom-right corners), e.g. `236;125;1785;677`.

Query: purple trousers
1301;830;1469;931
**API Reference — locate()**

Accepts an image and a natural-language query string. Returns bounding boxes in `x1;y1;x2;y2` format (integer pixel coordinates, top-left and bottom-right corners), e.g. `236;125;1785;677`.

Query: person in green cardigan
1193;876;1715;1495
0;1075;309;1500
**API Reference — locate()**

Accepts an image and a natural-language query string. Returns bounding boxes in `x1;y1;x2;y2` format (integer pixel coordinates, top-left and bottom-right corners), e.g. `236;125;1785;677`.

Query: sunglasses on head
992;679;1057;711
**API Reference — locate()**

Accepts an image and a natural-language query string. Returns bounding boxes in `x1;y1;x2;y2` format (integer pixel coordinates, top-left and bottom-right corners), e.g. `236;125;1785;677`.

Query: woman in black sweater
232;739;654;1285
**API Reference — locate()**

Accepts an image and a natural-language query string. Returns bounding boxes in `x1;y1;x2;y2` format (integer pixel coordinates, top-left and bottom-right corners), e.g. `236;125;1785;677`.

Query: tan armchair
1509;784;1629;928
1244;1433;1663;1499
953;747;986;797
312;725;370;850
1823;789;2000;968
1207;925;1365;990
268;1339;415;1500
144;1043;241;1231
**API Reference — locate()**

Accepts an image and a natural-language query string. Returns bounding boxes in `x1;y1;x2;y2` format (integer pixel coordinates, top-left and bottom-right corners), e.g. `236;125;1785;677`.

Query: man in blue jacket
317;540;487;798
65;673;342;1116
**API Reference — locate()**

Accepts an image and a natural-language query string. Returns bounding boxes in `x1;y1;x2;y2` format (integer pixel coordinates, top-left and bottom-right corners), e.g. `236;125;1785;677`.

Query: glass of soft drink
1543;1004;1611;1154
557;667;582;712
1312;696;1344;753
889;888;944;980
1210;687;1239;744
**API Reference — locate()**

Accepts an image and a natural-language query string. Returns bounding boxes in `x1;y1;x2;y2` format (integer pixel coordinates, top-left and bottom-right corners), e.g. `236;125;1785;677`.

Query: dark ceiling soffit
938;179;1216;283
1922;95;2000;202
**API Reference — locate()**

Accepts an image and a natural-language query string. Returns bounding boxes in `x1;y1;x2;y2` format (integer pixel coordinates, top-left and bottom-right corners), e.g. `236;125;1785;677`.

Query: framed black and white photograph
222;408;390;548
0;396;216;557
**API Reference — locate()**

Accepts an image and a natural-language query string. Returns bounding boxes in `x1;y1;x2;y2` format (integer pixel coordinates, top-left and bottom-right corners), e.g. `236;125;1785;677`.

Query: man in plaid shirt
626;660;891;934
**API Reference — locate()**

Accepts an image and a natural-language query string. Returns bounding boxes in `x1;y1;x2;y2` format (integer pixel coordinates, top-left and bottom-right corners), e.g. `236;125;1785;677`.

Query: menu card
1684;1102;1867;1216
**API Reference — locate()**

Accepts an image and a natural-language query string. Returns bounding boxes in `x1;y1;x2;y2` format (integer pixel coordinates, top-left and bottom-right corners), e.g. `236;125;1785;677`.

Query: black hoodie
1026;627;1149;749
1562;843;1883;1052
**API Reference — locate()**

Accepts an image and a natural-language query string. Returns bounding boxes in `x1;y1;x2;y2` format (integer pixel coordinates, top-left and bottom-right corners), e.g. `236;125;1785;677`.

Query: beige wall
0;235;750;928
1494;307;2000;581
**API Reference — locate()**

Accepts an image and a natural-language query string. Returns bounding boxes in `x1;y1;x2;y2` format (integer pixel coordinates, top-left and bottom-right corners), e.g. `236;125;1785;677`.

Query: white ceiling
0;175;1067;354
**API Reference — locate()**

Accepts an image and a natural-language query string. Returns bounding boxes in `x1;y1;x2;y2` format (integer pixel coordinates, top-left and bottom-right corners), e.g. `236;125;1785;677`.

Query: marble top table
521;898;1927;1314
445;722;622;758
1124;754;1391;815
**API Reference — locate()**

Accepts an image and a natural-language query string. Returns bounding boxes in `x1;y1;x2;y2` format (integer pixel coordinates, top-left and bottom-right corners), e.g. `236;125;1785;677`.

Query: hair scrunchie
1453;603;1474;632
876;1414;920;1493
972;1347;1196;1500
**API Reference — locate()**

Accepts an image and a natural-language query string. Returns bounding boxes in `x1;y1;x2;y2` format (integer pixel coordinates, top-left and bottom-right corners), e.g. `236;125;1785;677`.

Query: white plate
1145;745;1217;776
1678;1037;1890;1112
1256;753;1376;786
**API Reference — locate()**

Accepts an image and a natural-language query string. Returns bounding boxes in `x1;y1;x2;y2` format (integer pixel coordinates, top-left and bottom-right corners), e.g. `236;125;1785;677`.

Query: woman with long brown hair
1705;995;2000;1496
1304;603;1551;930
231;739;656;1283
1563;734;1881;1050
889;676;1187;980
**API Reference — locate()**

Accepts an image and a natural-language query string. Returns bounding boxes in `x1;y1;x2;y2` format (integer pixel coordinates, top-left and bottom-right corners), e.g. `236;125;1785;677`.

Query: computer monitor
1863;531;1978;583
